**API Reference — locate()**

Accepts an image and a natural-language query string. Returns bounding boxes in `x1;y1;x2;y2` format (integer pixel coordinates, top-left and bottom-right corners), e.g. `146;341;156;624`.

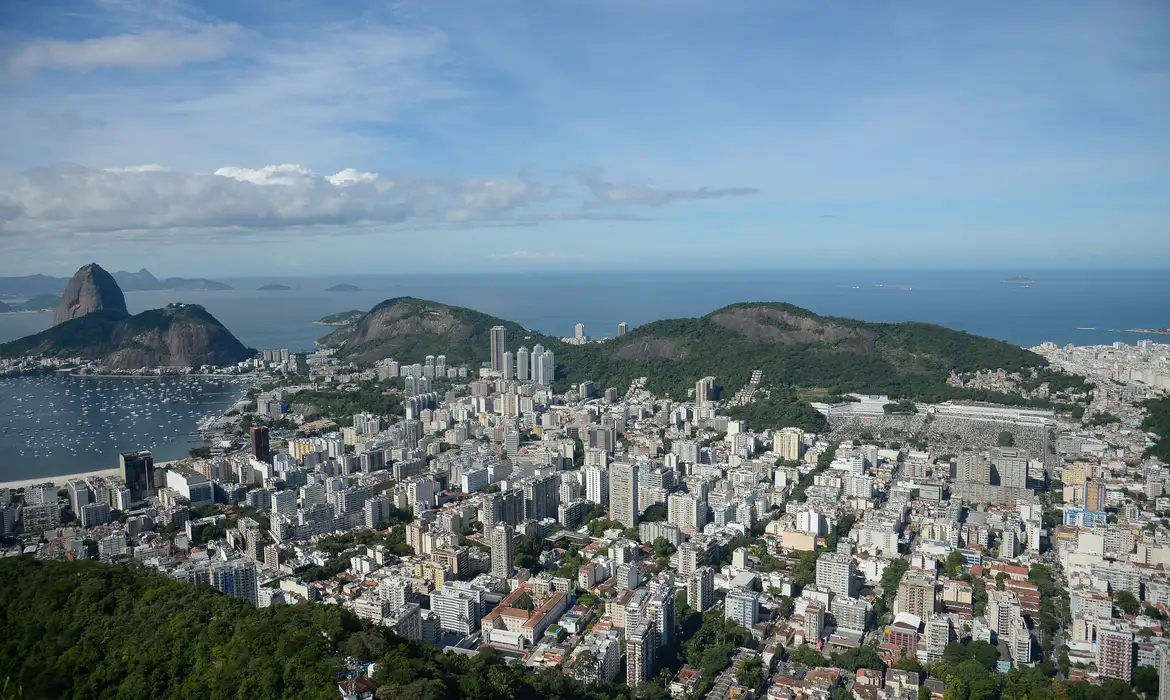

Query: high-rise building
688;566;715;612
250;426;272;464
626;622;657;688
694;376;716;404
610;462;638;527
66;478;91;515
1085;481;1107;512
491;523;515;579
430;581;484;636
119;450;155;503
958;454;991;485
667;492;708;531
535;350;555;386
803;601;825;643
815;552;857;598
896;572;937;620
726;588;760;628
617;322;628;337
502;351;514;380
575;323;586;341
516;347;531;381
531;344;545;379
584;465;609;505
1097;625;1134;682
775;428;805;462
490;326;506;372
991;448;1029;489
831;596;871;633
523;475;558;521
1158;645;1170;700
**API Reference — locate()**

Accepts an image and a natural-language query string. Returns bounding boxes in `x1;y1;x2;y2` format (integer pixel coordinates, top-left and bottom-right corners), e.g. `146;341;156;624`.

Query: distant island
258;284;292;291
0;293;60;314
0;267;231;295
1002;276;1035;284
1117;328;1170;336
313;310;364;326
324;284;361;293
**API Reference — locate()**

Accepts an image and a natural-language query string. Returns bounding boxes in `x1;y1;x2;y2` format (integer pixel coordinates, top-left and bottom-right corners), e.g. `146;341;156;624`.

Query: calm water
0;375;245;481
0;270;1167;351
0;269;1166;480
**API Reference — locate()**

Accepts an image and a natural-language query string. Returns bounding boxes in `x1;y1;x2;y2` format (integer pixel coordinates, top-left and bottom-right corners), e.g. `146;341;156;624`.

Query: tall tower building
119;450;156;503
991;448;1029;489
536;350;555;386
1097;625;1134;682
959;454;991;485
1158;645;1170;700
775;428;805;462
490;326;506;373
516;346;530;381
725;588;760;628
896;572;937;620
575;323;586;341
490;523;515;579
1085;481;1106;512
626;622;657;688
250;426;272;464
610;462;639;527
694;376;716;404
617;321;628;337
584;465;609;505
501;351;514;380
688;566;715;612
531;344;545;379
815;552;857;598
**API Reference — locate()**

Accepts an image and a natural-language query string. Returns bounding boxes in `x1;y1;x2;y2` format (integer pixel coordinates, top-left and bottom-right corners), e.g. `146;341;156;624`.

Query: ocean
0;269;1166;481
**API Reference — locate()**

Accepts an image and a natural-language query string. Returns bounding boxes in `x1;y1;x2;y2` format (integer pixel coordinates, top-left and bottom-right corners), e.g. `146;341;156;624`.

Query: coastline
1116;328;1170;336
0;460;184;491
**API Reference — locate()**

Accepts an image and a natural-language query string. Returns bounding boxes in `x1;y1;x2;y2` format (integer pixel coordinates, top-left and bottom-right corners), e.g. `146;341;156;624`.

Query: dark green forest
1141;396;1170;462
0;558;631;700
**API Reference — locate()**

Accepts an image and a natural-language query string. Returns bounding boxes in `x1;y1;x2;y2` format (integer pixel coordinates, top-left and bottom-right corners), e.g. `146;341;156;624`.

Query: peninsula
0;263;252;369
312;310;363;326
1116;327;1170;336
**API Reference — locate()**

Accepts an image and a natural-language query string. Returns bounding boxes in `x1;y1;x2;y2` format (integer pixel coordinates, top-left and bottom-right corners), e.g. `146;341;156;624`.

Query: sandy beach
0;460;182;491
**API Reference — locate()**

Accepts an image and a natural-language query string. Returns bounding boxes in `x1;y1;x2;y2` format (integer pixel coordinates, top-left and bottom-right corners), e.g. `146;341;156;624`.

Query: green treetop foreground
0;559;624;700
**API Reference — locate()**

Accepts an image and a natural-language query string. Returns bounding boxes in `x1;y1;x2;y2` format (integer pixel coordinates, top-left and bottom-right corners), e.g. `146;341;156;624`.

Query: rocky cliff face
53;263;128;326
103;304;252;369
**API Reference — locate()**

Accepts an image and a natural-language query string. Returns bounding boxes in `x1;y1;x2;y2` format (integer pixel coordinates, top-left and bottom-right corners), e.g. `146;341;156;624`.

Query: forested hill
0;558;621;700
555;301;1069;401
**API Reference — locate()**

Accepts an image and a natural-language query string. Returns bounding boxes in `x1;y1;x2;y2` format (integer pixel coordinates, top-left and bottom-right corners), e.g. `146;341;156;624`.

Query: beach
0;460;182;491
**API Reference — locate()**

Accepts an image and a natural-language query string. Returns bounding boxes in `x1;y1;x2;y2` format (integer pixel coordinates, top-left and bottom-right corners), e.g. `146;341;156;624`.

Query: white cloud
6;23;242;74
0;163;563;237
577;173;759;207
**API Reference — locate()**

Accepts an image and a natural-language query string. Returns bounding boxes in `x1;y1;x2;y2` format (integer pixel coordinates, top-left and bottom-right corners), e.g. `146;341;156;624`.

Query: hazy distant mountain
259;284;292;291
0;294;61;314
325;284;361;292
0;268;233;295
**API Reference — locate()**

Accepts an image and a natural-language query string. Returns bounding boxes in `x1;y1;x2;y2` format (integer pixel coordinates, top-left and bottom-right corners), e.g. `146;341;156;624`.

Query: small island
258;284;292;291
1117;328;1170;336
1002;276;1035;284
324;284;361;293
313;310;364;326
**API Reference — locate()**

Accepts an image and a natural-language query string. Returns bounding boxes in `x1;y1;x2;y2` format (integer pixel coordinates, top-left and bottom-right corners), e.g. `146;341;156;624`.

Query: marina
0;374;250;481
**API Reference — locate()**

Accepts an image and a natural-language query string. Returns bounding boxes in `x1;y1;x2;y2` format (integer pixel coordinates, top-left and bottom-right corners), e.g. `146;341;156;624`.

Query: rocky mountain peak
52;263;128;326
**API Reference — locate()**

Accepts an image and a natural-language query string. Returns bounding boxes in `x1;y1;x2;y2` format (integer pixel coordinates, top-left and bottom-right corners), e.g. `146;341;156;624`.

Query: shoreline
1116;328;1170;336
0;460;185;491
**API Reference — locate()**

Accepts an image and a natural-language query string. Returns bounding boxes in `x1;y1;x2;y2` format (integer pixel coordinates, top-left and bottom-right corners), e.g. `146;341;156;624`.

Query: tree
737;659;764;690
1133;667;1158;699
1114;591;1140;616
787;644;826;668
997;431;1016;447
652;537;677;559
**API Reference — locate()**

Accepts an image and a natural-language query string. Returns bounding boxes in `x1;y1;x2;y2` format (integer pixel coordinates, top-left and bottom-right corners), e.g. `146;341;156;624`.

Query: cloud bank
7;23;243;74
0;163;752;241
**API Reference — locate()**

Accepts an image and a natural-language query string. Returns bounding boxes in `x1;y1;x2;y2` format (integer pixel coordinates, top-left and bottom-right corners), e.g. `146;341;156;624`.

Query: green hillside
555;302;1070;403
329;297;546;366
0;558;622;700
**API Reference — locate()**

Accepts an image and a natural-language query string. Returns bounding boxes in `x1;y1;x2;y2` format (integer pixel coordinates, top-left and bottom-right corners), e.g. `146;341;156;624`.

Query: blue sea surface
0;269;1165;480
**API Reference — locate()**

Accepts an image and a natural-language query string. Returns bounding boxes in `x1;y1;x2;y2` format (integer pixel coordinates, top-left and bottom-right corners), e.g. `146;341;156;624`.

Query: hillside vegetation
327;297;546;366
557;302;1060;402
0;304;252;368
0;558;625;700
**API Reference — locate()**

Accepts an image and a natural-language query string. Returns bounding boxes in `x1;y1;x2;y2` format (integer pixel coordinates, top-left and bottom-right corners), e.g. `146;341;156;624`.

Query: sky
0;0;1167;276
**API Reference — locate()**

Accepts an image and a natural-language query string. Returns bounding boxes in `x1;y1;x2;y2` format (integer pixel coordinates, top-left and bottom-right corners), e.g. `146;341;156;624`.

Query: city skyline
1;0;1167;275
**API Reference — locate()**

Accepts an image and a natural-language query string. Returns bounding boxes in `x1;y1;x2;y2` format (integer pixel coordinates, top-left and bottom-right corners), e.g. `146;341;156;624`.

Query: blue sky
0;0;1167;276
